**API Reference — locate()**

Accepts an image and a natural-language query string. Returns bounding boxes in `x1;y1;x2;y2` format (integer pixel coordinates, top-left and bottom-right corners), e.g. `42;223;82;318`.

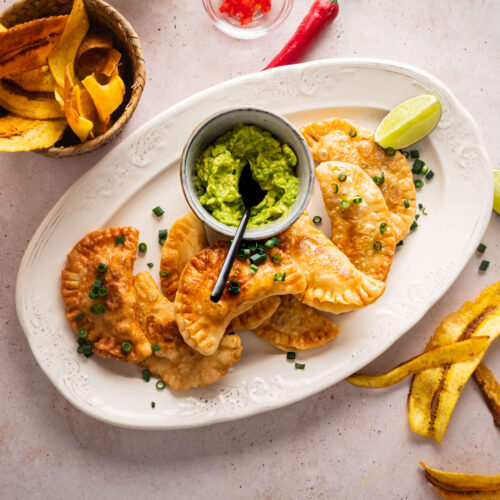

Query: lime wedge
375;95;442;149
493;169;500;214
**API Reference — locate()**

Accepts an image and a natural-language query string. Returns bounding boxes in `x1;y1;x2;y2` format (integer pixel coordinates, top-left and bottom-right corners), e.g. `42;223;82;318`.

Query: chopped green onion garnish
89;288;99;299
147;262;154;268
338;173;347;182
340;199;350;209
271;237;280;246
78;328;88;339
152;206;164;217
229;278;240;289
379;222;388;234
425;170;434;180
271;254;283;264
250;253;266;265
373;241;382;251
228;286;241;295
479;260;490;272
90;303;106;315
410;150;419;159
421;165;429;175
158;229;168;240
295;362;305;370
74;313;83;322
415;214;420;220
159;270;169;278
404;199;410;209
414;179;424;189
287;352;296;360
418;203;423;210
412;159;425;174
138;242;147;253
249;264;258;273
349;129;357;137
410;220;418;231
312;216;322;224
96;263;108;273
385;147;396;157
248;242;258;251
477;243;487;253
274;272;286;282
152;344;160;352
396;240;403;247
142;369;151;382
332;183;339;193
352;195;362;204
156;380;165;390
97;287;108;297
94;279;102;288
373;172;385;185
121;341;132;353
151;401;155;408
264;239;276;249
256;246;266;255
115;236;125;245
77;345;83;354
238;248;251;258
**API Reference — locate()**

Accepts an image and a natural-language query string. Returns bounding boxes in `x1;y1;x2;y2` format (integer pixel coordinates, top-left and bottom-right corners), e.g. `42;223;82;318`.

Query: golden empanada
61;227;151;363
134;271;242;390
316;161;397;281
300;118;416;241
160;212;208;301
227;296;282;332
175;241;307;355
254;295;340;351
279;214;385;314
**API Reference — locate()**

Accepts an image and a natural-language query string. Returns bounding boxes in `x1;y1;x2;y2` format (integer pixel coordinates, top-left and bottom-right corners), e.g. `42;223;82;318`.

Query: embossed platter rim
16;59;492;429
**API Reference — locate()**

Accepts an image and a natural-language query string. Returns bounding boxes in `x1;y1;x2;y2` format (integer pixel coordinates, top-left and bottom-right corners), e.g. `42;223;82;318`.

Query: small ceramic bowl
202;0;293;40
181;107;314;240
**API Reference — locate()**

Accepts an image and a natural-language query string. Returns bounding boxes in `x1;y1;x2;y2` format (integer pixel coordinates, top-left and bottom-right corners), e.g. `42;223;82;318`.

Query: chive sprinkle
425;170;435;180
477;243;487;253
147;262;154;268
415;214;420;220
74;313;83;322
414;179;424;189
404;199;410;209
385;147;396;157
250;253;266;265
96;263;108;273
138;242;147;253
421;164;429;175
264;239;276;249
274;272;286;281
295;362;305;370
121;341;132;353
312;215;322;224
380;222;388;234
412;159;425;174
238;248;251;258
158;229;168;240
396;240;403;247
142;369;151;382
373;241;382;251
90;304;106;315
229;278;240;289
115;236;125;245
249;264;258;273
340;199;350;209
152;344;160;352
410;220;418;231
479;260;490;271
271;237;280;246
78;328;88;339
271;254;283;264
338;173;347;182
332;183;339;193
349;129;357;138
287;352;296;360
410;150;419;159
156;380;166;390
159;270;169;278
151;402;156;408
152;206;164;217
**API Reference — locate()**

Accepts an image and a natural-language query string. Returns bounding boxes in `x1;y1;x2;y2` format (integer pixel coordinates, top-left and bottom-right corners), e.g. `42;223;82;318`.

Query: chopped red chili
219;0;271;26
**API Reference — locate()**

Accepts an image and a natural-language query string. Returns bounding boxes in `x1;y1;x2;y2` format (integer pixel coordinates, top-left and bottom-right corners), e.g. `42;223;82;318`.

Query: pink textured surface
1;0;499;498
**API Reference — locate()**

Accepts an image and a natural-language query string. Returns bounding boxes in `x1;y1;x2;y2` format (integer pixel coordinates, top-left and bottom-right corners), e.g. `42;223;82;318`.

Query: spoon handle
210;207;251;303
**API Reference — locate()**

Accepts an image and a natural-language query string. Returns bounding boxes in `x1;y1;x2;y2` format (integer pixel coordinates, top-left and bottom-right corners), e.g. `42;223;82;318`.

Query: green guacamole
194;124;299;228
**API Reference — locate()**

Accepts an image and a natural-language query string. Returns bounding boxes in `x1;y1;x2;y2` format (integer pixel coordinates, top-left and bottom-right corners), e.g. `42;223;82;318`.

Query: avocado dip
194;124;299;228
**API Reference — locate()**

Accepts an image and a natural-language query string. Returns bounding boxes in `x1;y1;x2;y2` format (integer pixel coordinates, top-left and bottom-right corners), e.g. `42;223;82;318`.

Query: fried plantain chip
7;65;55;92
474;362;500;427
48;0;89;87
0;114;66;152
82;70;124;127
346;337;489;388
64;65;93;142
409;282;500;443
77;30;121;77
0;79;64;119
421;462;500;495
0;16;68;78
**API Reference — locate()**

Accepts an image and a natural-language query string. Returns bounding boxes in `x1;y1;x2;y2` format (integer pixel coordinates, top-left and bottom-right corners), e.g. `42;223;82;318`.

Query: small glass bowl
202;0;293;40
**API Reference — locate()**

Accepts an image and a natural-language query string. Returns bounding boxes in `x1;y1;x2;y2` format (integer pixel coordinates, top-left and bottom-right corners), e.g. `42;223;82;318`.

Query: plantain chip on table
0;16;68;78
474;362;500;427
345;337;490;388
421;462;500;498
409;281;500;444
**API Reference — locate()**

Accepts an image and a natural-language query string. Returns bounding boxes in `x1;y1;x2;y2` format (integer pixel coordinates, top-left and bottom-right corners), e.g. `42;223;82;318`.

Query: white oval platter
16;59;492;429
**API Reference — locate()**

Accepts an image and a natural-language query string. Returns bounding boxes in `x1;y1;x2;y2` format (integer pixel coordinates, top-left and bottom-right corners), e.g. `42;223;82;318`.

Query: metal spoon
210;164;266;302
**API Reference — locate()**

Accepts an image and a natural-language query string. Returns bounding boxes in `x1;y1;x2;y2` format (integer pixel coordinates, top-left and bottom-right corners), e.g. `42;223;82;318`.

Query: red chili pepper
263;0;339;70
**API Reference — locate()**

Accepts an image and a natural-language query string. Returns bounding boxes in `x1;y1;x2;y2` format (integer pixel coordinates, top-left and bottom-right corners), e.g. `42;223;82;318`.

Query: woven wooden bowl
0;0;146;157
